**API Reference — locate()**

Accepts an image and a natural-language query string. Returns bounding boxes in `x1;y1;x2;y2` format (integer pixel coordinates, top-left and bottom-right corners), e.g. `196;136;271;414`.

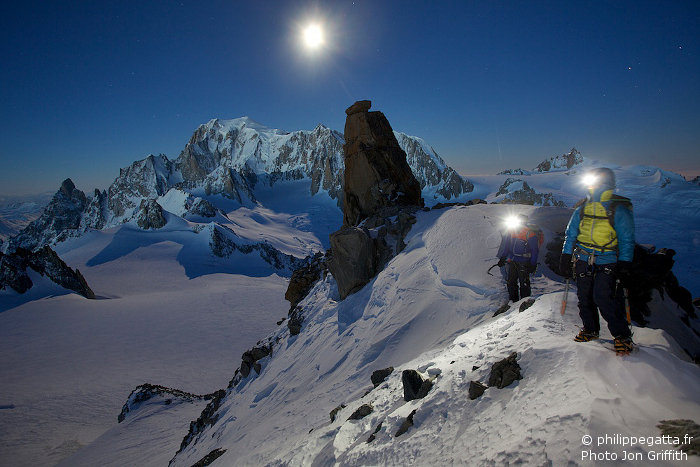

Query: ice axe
624;287;631;324
486;263;500;276
560;279;570;315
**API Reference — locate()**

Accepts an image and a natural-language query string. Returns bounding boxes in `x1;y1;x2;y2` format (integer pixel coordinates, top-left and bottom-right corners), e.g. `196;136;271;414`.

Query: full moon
303;24;324;49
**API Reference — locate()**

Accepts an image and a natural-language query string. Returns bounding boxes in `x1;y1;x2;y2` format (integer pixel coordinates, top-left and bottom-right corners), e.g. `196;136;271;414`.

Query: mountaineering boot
574;329;599;342
614;336;635;356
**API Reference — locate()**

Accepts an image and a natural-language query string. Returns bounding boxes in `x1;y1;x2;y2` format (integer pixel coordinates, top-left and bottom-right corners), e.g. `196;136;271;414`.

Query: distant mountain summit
498;148;584;176
532;148;583;172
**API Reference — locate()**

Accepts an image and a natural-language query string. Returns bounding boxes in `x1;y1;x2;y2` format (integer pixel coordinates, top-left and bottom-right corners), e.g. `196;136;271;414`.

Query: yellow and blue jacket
562;188;635;265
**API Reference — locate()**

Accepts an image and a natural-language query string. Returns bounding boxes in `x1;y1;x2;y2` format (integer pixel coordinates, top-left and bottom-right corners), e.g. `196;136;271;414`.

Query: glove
617;261;634;285
559;253;573;279
497;257;506;267
526;263;537;274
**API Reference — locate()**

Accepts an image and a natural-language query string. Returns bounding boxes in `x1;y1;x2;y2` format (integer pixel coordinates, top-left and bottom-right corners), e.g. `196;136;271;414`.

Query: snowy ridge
139;204;699;466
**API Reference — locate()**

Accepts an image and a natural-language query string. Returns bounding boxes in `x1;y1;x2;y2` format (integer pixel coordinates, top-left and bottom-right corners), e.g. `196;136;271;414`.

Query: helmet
584;167;616;190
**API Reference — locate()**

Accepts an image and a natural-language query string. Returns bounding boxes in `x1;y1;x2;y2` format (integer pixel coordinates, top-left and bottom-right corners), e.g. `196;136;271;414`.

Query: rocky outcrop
347;404;373;421
519;298;536;312
287;306;304;336
468;381;488;400
284;252;325;310
371;367;394;388
209;226;307;275
199;167;256;202
327;101;424;300
0;250;32;293
341;101;423;227
239;343;273;378
173;389;227;461
395;409;417;437
0;246;95;299
191;449;228;467
283;253;327;335
327;226;377;299
118;383;219;423
401;369;433;401
367;422;382;442
136;198;167;230
330;404;346;422
488;352;522;389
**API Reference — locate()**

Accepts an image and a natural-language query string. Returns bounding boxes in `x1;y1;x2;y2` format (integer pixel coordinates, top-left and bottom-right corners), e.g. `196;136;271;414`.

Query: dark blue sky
1;0;698;196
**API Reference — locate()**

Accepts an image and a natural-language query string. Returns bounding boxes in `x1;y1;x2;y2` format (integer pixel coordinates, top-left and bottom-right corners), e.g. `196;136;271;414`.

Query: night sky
1;0;698;196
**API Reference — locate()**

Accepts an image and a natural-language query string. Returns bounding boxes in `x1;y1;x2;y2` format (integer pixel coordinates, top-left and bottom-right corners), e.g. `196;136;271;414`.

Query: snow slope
0;224;290;466
68;204;698;466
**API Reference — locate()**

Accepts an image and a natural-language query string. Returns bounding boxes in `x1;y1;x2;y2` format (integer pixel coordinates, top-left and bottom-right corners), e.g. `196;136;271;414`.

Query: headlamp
582;173;598;188
504;215;523;230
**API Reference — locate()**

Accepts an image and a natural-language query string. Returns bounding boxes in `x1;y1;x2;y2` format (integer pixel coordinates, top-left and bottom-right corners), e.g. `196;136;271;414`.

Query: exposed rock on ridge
0;246;95;298
327;101;424;299
136;198;167;230
341;100;423;227
118;383;220;423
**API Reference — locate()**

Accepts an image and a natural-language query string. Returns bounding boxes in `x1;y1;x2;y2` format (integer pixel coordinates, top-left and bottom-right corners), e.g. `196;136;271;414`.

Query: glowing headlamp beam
504;215;523;230
582;173;598;188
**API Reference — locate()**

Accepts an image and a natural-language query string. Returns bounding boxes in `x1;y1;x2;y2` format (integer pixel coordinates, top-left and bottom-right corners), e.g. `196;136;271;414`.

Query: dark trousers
575;261;631;338
507;262;531;302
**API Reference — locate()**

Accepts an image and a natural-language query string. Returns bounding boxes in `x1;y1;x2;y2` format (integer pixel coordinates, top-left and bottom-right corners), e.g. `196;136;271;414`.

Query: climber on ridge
496;213;542;303
559;167;636;355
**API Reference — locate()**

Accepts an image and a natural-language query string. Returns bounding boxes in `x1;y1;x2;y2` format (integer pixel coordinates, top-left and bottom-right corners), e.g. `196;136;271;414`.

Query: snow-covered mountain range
1;115;699;466
4;117;474;276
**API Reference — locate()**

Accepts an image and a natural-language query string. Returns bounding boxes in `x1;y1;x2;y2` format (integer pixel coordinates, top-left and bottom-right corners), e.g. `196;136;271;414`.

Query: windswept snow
152;204;699;467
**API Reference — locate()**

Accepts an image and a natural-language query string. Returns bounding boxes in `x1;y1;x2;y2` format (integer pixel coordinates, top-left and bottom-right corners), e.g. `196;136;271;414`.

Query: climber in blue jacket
560;167;636;355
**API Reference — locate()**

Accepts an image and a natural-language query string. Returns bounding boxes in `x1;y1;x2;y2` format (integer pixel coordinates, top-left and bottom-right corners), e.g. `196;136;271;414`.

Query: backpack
573;195;633;229
513;225;544;256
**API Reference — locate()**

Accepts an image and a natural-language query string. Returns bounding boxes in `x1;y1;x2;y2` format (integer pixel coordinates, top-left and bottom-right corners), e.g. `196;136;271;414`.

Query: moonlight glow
302;24;324;49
